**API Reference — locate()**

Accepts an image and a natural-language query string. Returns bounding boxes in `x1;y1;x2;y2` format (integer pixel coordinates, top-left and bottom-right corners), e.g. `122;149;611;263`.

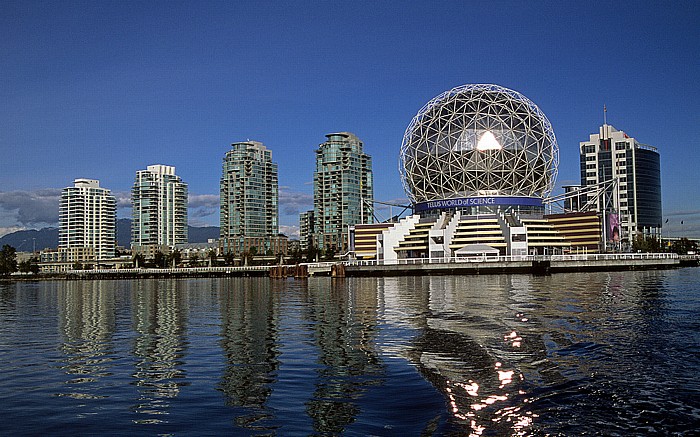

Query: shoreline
3;253;696;281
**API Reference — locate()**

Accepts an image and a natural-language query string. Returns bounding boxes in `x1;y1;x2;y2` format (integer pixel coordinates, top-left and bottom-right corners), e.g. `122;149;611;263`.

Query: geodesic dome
399;84;559;204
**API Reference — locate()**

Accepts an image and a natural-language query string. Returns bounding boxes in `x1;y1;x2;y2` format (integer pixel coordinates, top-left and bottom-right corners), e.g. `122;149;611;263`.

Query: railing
345;252;678;267
68;265;270;275
300;262;337;268
550;253;678;261
347;255;528;266
62;252;682;275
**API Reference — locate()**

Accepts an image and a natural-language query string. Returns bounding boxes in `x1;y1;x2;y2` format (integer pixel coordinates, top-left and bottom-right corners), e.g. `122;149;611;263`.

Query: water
1;269;699;435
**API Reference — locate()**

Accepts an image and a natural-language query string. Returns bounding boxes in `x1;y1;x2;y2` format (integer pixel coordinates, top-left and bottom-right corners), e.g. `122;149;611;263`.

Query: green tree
189;253;200;267
323;245;337;261
207;249;217;267
288;246;303;264
243;246;258;265
133;253;146;268
671;238;697;255
0;245;18;276
223;251;236;266
154;251;167;268
18;258;39;274
305;244;320;263
632;234;661;253
169;249;182;267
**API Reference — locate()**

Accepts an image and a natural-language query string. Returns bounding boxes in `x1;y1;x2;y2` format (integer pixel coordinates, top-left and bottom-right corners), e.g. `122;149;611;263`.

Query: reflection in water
218;278;280;431
56;281;115;400
1;272;697;435
394;275;541;435
380;271;698;435
130;280;188;423
305;278;383;435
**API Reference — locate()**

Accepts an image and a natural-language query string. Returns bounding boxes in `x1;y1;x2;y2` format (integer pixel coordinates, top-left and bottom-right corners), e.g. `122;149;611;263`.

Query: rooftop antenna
603;104;608;125
602;104;610;144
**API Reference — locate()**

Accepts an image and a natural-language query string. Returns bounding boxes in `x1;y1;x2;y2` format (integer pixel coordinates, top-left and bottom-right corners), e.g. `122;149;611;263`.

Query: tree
189;253;200;267
632;234;661;253
288;246;303;264
223;251;236;266
18;257;39;274
154;251;167;268
0;245;18;276
671;238;697;255
169;249;182;267
241;246;258;266
305;244;320;263
133;253;146;268
207;249;218;267
323;245;337;261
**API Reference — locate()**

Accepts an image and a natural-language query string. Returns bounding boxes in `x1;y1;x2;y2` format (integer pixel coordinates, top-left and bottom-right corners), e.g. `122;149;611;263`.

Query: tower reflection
218;277;280;430
304;278;383;435
56;280;115;400
130;279;188;423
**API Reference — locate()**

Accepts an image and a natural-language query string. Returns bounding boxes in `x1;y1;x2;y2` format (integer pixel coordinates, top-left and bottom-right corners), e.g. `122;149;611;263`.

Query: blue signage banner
415;196;543;212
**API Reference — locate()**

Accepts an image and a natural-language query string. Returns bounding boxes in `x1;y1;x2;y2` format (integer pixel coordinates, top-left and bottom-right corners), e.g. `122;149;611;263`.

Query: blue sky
1;1;699;239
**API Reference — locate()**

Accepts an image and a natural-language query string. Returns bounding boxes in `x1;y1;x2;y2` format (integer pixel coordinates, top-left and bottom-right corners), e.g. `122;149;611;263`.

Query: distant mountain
0;227;58;252
0;219;221;251
188;226;220;243
116;218;131;247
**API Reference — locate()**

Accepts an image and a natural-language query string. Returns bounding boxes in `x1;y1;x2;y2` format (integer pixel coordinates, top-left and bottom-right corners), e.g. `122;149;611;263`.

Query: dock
19;252;682;280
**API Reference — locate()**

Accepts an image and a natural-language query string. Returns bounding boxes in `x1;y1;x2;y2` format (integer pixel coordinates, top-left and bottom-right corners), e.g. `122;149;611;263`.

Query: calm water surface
1;269;699;435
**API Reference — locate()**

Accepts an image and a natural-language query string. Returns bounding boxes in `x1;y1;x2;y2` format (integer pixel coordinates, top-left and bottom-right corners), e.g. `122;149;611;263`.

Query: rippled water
1;269;699;435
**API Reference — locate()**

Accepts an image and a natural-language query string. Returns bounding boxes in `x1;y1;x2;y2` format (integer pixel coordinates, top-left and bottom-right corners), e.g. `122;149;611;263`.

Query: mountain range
0;219;220;251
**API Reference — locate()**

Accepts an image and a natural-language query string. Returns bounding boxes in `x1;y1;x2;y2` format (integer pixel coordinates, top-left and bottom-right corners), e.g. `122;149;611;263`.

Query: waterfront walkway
37;252;683;279
343;252;681;276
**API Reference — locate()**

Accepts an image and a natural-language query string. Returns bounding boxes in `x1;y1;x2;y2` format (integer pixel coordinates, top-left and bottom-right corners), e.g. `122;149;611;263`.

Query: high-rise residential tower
579;124;662;245
299;210;315;252
131;164;188;248
220;141;284;255
59;178;116;261
313;132;373;253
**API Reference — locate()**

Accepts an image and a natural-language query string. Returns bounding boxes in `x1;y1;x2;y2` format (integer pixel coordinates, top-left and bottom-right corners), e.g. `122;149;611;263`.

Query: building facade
220;141;281;255
579;124;662;246
131;164;188;249
299;210;315;252
59;179;116;262
313;132;373;254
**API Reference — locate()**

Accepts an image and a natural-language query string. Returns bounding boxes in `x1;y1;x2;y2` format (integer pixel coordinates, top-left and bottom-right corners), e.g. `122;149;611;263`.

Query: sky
1;0;699;240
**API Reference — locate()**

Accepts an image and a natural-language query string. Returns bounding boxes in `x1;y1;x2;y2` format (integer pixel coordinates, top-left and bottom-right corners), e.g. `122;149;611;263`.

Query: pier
22;252;682;280
342;252;680;277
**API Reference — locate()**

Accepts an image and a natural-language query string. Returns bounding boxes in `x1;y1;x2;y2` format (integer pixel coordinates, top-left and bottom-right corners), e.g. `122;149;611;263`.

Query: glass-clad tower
131;164;188;248
579;124;662;244
220;141;279;255
313;132;373;253
59;178;116;261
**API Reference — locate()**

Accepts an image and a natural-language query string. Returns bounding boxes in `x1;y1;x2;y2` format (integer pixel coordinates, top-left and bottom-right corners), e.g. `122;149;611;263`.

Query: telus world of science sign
414;196;543;212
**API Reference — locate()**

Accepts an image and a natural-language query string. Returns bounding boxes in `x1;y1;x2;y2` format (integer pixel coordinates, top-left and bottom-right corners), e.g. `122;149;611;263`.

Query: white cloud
188;194;219;224
0;226;27;238
114;191;132;208
279;188;313;216
0;189;62;228
279;224;299;239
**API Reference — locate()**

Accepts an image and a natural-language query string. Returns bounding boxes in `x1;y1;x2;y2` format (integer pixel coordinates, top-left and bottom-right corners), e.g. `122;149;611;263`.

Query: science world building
351;84;601;260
